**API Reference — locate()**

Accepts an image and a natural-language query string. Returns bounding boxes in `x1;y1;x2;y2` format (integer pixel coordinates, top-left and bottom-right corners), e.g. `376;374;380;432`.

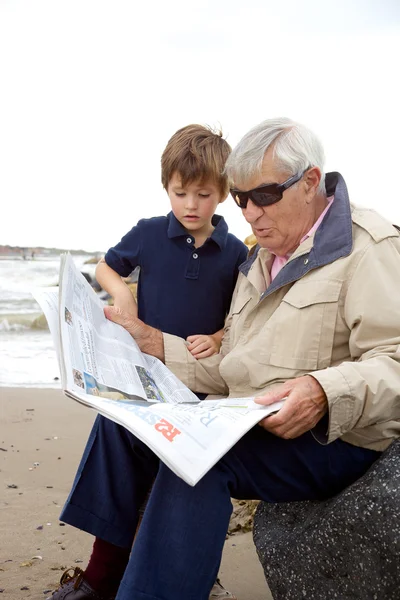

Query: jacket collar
167;212;228;249
239;172;353;296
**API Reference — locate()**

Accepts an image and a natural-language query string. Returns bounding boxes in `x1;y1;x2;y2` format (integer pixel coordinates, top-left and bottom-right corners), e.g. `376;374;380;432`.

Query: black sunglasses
230;169;308;209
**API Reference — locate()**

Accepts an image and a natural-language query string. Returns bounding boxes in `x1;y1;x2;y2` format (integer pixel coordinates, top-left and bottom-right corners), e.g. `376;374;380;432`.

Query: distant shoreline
0;245;103;258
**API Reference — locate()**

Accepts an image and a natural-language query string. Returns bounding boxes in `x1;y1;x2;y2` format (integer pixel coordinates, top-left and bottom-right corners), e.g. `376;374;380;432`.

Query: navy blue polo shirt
104;212;248;340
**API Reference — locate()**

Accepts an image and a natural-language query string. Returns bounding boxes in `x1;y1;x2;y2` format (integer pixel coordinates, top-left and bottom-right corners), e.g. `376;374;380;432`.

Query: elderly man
53;118;400;600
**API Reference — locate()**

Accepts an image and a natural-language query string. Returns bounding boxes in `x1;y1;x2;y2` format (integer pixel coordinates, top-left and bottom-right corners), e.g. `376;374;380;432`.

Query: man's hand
104;306;165;362
255;375;328;439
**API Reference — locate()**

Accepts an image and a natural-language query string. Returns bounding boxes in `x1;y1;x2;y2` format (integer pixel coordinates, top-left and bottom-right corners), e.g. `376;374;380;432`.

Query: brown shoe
210;578;238;599
46;567;115;600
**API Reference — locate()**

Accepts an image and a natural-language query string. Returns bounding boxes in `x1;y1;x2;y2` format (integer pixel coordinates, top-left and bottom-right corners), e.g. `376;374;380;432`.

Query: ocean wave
0;314;48;331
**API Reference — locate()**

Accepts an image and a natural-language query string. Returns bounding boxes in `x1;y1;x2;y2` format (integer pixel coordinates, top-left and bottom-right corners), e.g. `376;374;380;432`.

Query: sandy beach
0;387;272;600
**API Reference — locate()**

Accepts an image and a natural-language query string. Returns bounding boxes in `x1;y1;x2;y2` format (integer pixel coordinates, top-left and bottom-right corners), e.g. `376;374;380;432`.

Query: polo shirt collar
166;212;228;249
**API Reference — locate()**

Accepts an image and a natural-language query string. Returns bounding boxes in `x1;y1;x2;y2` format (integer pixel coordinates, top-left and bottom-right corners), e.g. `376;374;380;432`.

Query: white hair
225;117;326;193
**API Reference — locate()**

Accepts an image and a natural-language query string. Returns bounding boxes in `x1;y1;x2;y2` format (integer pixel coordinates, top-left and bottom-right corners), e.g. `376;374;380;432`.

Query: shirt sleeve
104;221;144;277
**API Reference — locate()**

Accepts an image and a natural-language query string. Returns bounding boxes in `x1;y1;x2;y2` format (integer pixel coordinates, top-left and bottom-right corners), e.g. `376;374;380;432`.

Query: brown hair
161;124;231;199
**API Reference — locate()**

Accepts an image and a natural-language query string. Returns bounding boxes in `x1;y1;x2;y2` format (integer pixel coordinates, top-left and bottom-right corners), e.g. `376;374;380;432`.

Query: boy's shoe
46;567;115;600
46;567;236;600
210;578;238;599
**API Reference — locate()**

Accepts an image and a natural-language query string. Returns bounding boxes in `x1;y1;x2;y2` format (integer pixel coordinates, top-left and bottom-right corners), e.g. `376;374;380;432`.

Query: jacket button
304;258;309;265
186;237;192;244
193;253;198;259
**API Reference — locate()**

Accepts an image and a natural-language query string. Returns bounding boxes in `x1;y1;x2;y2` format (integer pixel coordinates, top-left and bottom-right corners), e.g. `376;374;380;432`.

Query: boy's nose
185;194;198;209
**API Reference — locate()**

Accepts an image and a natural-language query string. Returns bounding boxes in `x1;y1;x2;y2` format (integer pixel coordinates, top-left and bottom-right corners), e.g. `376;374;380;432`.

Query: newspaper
33;253;283;486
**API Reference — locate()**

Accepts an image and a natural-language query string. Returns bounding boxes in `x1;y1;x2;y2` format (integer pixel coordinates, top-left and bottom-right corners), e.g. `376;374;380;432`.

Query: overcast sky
1;0;399;252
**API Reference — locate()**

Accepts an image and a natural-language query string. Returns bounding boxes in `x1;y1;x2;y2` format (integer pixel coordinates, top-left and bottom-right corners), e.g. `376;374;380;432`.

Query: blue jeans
61;415;380;600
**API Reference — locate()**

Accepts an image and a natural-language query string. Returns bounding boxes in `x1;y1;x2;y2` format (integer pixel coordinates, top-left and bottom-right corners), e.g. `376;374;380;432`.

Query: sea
0;254;97;388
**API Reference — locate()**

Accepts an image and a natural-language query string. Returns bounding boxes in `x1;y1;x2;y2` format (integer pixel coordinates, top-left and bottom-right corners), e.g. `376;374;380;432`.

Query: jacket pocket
231;294;251;315
266;279;342;371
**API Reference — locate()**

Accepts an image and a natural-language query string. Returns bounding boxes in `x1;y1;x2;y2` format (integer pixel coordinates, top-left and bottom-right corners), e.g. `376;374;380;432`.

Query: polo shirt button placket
185;248;201;279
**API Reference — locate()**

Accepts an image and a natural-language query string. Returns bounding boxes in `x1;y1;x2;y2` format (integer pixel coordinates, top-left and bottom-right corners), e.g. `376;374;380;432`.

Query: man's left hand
255;375;328;439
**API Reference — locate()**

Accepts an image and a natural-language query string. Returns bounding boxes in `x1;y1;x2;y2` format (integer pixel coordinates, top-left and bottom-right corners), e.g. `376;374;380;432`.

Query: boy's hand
186;329;223;359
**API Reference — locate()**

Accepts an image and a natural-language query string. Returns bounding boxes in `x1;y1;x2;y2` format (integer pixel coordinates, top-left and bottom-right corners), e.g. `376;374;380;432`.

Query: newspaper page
33;254;283;486
58;254;198;405
67;392;283;485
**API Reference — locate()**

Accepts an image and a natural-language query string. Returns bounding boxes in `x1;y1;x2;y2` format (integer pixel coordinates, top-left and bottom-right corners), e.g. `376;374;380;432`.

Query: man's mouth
253;227;271;236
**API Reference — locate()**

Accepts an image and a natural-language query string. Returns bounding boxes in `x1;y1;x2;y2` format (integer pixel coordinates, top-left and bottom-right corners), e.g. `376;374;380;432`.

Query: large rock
228;500;259;535
253;439;400;600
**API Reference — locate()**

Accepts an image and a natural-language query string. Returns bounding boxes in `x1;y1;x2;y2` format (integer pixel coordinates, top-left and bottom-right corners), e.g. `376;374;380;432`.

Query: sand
0;387;272;600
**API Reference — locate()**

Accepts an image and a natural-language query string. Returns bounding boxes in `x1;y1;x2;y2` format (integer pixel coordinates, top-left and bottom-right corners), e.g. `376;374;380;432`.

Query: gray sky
1;0;399;251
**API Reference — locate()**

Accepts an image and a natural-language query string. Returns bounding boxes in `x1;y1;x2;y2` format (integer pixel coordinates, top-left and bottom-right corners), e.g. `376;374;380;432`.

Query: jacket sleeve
311;237;400;443
162;299;238;396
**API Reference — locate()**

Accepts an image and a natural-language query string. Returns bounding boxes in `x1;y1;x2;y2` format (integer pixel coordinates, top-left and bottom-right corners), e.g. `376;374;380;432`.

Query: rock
244;233;257;249
253;439;400;600
127;283;138;301
228;499;259;535
31;313;49;330
83;256;101;264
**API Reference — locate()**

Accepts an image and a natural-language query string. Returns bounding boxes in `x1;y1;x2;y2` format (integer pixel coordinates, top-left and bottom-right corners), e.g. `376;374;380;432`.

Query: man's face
237;147;318;256
167;172;222;237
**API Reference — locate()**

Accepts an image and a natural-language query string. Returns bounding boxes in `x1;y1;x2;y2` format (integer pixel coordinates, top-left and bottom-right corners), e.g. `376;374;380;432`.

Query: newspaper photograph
33;254;283;486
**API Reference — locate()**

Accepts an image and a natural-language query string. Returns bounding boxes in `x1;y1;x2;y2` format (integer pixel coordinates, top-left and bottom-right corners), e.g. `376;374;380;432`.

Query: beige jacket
164;173;400;451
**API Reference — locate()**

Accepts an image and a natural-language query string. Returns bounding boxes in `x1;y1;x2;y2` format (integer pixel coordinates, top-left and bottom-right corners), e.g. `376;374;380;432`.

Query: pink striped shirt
270;196;334;281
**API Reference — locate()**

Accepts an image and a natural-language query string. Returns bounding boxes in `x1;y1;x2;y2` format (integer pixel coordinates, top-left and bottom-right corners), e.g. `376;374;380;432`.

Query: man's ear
304;167;322;202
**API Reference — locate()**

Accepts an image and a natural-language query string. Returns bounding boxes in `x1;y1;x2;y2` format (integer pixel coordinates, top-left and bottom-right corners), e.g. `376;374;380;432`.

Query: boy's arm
96;259;138;317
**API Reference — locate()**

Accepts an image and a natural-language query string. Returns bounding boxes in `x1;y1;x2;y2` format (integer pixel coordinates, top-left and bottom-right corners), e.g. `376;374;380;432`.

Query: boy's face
167;172;223;237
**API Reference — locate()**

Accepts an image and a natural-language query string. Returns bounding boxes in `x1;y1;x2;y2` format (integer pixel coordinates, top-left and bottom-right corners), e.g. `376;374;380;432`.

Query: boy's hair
161;124;231;199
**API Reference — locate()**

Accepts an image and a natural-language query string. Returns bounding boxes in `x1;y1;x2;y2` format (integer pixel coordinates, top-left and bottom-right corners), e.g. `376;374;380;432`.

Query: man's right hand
104;306;165;362
113;290;138;319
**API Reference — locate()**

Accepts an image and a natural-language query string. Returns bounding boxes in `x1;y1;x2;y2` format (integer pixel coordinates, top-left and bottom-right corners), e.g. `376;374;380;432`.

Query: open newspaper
33;253;283;486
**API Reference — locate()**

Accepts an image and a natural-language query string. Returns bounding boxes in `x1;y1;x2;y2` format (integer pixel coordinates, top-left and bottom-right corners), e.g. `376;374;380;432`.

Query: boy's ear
219;194;228;204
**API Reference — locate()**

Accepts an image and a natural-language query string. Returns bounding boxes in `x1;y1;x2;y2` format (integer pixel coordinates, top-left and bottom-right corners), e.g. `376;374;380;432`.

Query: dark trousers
61;415;380;600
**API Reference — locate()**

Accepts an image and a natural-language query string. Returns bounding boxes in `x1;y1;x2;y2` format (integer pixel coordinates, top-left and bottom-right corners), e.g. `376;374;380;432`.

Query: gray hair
225;117;326;193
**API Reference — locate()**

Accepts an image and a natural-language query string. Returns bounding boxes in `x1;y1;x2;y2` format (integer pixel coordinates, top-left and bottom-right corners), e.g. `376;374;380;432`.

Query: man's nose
242;199;264;223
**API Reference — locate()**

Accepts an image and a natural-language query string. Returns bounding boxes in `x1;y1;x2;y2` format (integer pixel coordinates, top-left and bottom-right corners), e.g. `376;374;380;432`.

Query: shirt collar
271;194;334;268
299;195;334;245
167;212;228;249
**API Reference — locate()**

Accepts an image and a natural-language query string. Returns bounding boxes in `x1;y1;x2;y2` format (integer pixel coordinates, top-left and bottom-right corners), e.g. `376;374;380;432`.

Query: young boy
96;124;247;360
49;125;247;600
